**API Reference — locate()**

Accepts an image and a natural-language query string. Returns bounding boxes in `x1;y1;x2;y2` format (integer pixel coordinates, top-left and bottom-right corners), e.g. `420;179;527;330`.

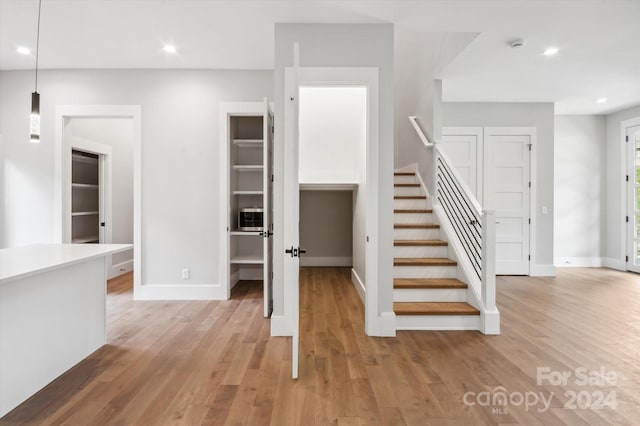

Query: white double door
441;127;533;275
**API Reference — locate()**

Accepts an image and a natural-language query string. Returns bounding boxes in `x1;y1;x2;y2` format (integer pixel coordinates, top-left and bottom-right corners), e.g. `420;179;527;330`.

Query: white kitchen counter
0;243;132;418
0;243;132;284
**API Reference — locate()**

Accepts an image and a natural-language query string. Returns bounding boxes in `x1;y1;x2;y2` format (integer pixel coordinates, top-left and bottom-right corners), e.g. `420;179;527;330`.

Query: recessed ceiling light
543;47;559;56
16;46;31;55
597;98;608;104
162;44;177;54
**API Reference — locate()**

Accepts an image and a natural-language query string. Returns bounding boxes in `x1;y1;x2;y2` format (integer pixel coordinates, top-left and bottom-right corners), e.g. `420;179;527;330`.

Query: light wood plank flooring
1;267;640;425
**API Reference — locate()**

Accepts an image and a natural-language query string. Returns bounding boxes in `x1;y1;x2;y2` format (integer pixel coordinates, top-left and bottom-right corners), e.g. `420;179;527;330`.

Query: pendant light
30;0;43;143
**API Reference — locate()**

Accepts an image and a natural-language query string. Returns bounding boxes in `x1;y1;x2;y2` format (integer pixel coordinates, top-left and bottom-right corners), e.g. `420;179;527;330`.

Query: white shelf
230;255;264;265
71;236;99;244
72;183;99;189
299;183;358;191
71;211;99;217
233;139;263;148
233;191;263;196
233;165;264;172
230;231;262;236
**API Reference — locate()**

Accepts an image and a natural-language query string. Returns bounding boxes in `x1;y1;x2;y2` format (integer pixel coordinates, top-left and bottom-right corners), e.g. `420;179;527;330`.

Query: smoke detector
508;38;526;49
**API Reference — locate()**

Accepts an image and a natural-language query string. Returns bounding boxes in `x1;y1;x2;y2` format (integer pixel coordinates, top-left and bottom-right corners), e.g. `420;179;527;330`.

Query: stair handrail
408;116;434;148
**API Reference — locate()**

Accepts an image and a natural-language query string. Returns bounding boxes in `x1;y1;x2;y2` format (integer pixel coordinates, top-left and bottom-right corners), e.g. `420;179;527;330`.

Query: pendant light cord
35;0;42;91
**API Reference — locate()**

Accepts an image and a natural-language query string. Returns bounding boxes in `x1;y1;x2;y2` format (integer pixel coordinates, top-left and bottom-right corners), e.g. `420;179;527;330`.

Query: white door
441;127;483;201
284;43;301;379
484;128;532;275
626;125;640;273
263;99;275;316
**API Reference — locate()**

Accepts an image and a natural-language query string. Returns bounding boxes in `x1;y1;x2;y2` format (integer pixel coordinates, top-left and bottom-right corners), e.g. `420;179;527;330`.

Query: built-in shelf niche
71;150;100;244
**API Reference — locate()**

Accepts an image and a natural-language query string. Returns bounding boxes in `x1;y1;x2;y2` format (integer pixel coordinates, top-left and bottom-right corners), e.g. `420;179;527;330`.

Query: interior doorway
625;121;640;273
55;106;141;281
298;86;367;278
284;65;380;379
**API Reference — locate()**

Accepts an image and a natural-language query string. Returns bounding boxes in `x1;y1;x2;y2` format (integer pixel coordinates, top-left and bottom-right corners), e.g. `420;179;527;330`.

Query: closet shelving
229;116;265;269
223;100;274;317
71;150;100;244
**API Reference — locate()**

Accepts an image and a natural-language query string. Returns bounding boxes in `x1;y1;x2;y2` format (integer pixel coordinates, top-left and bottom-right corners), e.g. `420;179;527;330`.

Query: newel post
481;210;496;311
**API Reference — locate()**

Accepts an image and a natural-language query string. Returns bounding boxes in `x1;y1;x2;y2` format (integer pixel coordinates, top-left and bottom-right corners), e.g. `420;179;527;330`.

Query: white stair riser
394;199;428;210
395;314;481;331
393;265;457;278
394;187;423;196
394;228;440;240
394;213;433;223
394;176;417;184
394;245;448;258
393;288;467;302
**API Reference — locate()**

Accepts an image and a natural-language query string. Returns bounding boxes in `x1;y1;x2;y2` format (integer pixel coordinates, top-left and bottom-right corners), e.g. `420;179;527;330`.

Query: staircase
393;171;481;330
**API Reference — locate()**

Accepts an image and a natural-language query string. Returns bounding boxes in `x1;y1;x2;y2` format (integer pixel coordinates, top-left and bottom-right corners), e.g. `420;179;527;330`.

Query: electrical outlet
182;268;190;279
542;206;548;214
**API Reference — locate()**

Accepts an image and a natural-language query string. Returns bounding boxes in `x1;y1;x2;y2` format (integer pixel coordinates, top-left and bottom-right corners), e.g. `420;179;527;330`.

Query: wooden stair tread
394;183;420;187
394;195;427;200
394;302;479;316
394;257;457;266
394;223;439;229
394;209;433;213
394;278;467;289
394;239;447;246
394;172;415;176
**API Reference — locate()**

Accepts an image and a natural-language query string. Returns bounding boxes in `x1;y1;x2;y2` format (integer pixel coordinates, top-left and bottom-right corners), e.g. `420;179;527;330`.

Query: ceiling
1;0;639;115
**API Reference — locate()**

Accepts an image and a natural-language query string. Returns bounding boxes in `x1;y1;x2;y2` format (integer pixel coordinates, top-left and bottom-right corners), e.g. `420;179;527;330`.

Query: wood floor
1;267;640;425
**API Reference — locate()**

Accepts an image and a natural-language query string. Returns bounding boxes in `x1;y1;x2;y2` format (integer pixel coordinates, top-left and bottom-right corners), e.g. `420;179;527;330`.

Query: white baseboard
350;268;365;303
270;315;291;336
108;259;133;279
300;256;352;267
603;257;626;271
396;314;480;331
554;257;603;268
530;264;556;276
134;283;226;300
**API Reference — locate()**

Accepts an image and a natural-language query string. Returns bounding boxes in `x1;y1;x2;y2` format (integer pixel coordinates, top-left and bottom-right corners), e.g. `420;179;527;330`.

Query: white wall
394;30;476;168
299;87;365;184
274;24;395;334
0;69;272;295
442;102;555;273
554;115;606;266
605;104;640;268
67;118;134;267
